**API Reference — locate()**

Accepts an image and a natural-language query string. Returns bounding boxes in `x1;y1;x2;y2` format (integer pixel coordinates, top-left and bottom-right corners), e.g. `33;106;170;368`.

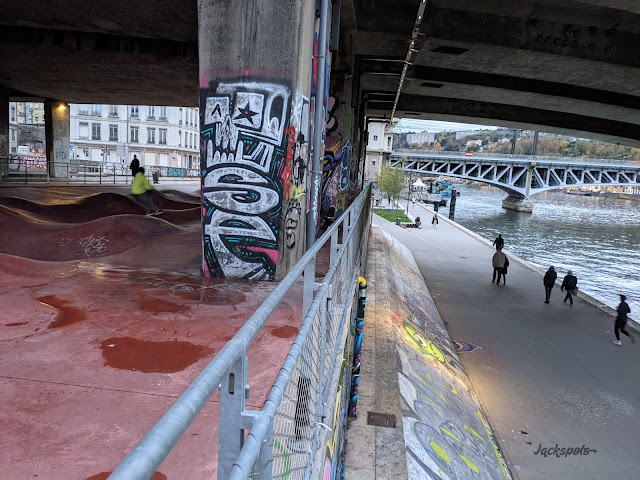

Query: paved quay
372;202;640;480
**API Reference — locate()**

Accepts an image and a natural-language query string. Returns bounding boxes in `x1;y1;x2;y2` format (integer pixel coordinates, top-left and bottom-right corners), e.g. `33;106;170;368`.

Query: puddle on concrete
6;322;28;327
100;337;214;373
86;472;167;480
37;295;87;329
139;298;190;313
270;325;299;339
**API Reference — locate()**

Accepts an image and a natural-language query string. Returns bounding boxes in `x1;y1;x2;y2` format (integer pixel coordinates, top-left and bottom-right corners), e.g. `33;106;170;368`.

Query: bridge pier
502;193;533;213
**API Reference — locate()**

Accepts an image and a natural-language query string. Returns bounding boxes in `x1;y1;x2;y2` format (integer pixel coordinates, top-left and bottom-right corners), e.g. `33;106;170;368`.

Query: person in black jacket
560;270;578;306
492;234;504;251
612;294;635;346
543;266;557;304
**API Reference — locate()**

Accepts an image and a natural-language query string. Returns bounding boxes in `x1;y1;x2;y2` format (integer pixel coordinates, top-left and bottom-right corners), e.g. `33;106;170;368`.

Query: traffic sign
101;145;104;152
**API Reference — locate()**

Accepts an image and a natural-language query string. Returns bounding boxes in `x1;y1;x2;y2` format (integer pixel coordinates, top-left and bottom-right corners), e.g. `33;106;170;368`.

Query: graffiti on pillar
320;137;357;221
326;96;338;134
200;79;309;279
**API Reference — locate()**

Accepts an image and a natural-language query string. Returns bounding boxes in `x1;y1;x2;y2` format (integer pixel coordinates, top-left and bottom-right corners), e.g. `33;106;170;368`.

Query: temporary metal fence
0;156;199;184
108;182;373;480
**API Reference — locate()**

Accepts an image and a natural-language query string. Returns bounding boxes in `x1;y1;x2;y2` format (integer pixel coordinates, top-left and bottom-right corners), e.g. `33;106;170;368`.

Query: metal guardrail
0;157;199;184
108;183;373;480
392;149;638;166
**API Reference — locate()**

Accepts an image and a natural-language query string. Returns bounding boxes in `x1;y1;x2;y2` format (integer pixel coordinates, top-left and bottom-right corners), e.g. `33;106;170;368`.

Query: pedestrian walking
613;294;635;346
132;167;163;216
432;212;439;226
560;270;578;306
492;250;507;285
501;256;510;285
129;155;140;177
492;234;504;251
543;266;557;304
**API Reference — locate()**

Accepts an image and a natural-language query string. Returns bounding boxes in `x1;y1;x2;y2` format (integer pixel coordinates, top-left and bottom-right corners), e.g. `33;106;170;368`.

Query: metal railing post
84;162;86;184
218;354;257;480
99;165;102;184
24;158;27;184
303;257;317;317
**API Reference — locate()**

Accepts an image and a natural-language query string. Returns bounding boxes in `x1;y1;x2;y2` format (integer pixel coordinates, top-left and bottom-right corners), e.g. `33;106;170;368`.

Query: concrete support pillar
44;100;70;178
502;193;533;213
0;89;9;178
198;0;315;280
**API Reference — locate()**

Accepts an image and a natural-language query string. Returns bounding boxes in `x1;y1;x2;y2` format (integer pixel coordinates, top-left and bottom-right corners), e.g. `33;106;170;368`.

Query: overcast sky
395;118;498;133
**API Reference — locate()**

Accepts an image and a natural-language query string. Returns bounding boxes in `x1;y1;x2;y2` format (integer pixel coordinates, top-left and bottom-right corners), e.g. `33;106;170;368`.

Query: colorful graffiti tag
378;230;512;480
320;137;358;222
199;79;309;279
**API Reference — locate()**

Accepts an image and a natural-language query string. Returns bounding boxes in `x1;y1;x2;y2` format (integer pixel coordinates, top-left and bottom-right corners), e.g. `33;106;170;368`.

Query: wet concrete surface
0;184;311;479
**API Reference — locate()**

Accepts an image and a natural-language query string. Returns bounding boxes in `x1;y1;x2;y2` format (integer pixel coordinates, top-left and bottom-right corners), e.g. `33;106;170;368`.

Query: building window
159;128;167;145
109;105;118;117
147;106;155;119
178;130;182;146
109;124;118;141
373;135;378;141
178;108;183;125
91;104;101;116
130;126;139;143
92;123;101;140
11;129;16;141
78;105;89;115
387;137;391;146
159;106;167;120
147;128;156;144
10;105;16;122
79;122;89;139
130;105;139;118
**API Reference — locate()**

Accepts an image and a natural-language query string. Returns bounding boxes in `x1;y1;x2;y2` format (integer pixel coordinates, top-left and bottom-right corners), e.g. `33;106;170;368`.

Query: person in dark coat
492;250;507;285
492;234;504;251
560;270;578;306
543;266;557;304
612;294;635;346
129;155;140;176
501;256;510;285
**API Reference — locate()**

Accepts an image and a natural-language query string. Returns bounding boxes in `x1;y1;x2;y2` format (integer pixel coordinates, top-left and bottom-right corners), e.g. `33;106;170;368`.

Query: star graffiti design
234;101;259;124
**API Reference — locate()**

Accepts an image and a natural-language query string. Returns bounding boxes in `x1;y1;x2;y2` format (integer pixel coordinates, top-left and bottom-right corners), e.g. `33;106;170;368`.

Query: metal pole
307;0;330;250
406;170;412;214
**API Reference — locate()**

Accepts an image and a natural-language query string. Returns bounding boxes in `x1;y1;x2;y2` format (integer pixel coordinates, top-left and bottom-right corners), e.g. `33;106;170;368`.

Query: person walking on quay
560;270;578;306
492;249;507;285
501;256;510;285
543;266;557;304
432;212;439;227
613;295;635;346
493;234;504;251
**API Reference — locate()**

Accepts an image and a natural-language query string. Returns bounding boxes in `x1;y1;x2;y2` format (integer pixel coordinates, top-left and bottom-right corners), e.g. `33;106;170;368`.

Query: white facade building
406;130;435;146
364;120;394;181
69;104;200;169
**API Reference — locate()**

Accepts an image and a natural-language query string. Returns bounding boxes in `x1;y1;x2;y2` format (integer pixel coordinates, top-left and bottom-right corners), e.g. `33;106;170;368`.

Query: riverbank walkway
362;201;640;479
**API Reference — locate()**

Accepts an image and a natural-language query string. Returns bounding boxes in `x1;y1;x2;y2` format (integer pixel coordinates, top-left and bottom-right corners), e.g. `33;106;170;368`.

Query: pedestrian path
374;202;640;479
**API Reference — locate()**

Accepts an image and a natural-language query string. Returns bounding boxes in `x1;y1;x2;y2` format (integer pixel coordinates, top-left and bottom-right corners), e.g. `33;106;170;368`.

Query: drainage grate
367;411;396;428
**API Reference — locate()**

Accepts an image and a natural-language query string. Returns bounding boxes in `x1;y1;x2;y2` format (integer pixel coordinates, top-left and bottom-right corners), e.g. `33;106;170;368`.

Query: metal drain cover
367;411;396;428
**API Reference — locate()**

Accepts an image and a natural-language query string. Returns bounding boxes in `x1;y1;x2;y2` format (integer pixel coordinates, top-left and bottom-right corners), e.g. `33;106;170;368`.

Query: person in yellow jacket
132;167;162;215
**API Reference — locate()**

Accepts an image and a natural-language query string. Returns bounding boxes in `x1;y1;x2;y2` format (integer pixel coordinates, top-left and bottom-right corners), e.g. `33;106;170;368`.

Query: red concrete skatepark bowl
0;185;308;479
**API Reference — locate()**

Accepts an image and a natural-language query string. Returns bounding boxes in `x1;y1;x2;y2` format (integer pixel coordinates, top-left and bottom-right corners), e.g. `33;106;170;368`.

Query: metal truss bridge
389;151;640;211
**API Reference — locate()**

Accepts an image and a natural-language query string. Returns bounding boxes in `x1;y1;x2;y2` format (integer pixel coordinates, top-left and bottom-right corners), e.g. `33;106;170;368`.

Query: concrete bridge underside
1;0;640;145
390;153;640;212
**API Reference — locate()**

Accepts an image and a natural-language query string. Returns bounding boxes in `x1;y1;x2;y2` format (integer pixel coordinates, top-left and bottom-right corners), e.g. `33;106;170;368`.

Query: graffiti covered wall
379;230;512;480
200;80;310;279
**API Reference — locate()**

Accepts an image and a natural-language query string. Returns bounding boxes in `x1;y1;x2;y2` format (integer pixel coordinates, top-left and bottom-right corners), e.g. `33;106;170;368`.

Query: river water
451;184;640;319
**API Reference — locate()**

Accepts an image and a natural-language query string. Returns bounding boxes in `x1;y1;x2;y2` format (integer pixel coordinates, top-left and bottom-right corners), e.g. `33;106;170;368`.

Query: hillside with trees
394;128;640;162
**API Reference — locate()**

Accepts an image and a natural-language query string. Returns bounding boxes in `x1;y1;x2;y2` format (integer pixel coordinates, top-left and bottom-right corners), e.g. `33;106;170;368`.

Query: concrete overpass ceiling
0;0;197;42
0;0;198;105
352;0;640;146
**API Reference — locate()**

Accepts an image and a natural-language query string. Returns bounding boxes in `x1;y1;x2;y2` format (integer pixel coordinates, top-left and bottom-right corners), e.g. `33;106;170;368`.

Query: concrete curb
413;201;640;332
